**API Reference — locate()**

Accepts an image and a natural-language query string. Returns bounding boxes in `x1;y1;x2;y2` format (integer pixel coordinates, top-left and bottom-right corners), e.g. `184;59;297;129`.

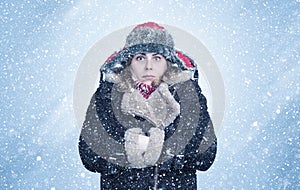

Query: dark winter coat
79;75;217;189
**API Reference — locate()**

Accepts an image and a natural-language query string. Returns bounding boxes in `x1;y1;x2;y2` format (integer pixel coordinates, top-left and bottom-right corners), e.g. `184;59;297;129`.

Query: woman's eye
136;56;145;61
153;56;162;61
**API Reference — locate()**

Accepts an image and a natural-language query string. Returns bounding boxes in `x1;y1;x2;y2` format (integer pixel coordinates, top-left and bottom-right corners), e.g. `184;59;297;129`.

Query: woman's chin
142;80;153;85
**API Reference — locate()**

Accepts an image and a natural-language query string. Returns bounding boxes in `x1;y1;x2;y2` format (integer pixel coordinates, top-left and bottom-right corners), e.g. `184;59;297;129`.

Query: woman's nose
145;59;153;70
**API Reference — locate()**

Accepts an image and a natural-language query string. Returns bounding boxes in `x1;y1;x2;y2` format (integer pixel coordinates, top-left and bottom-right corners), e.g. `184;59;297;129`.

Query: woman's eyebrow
152;53;161;56
136;53;146;56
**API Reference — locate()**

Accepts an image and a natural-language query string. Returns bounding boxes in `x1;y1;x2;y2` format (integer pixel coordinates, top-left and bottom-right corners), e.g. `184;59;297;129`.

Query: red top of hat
133;22;165;30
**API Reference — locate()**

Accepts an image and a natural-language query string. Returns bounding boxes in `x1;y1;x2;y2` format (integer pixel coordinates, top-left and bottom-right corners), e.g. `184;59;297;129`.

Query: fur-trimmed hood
100;22;197;76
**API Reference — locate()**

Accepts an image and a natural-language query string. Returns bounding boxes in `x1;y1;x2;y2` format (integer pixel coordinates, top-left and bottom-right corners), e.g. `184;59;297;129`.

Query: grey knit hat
101;22;195;74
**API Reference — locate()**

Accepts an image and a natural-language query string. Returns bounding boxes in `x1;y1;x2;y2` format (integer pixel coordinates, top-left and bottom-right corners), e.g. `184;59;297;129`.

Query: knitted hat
101;22;196;75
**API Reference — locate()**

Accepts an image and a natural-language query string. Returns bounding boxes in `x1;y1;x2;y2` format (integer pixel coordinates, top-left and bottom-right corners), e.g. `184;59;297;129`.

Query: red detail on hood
176;51;195;68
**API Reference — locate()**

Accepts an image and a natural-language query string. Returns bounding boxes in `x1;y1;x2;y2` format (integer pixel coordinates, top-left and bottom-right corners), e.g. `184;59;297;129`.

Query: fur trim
105;69;191;128
157;83;180;127
125;22;174;48
163;69;191;85
104;71;122;84
121;82;180;128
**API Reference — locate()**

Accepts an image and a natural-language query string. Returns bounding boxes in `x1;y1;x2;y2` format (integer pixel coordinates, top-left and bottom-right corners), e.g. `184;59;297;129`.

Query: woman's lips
143;75;155;80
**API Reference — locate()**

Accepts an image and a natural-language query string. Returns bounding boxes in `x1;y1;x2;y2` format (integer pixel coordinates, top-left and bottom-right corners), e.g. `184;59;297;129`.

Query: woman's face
130;53;167;85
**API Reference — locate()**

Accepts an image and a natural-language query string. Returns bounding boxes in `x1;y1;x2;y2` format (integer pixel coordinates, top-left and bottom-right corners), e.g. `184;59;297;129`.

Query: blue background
1;0;299;189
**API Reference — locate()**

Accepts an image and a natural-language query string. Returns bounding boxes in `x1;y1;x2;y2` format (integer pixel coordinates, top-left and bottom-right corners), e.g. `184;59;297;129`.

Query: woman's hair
115;66;135;92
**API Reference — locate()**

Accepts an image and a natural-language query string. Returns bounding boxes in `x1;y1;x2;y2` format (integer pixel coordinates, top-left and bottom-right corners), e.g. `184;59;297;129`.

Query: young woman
79;22;217;189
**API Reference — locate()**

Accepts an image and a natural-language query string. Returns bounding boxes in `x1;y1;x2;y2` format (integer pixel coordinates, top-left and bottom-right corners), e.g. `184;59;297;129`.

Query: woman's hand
144;128;165;166
124;127;165;168
124;128;147;168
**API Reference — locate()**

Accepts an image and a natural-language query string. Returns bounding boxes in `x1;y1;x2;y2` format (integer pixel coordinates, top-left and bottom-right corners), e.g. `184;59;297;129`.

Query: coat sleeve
78;82;125;175
78;135;122;174
183;80;217;171
170;80;217;171
79;135;108;173
182;119;217;171
170;120;217;172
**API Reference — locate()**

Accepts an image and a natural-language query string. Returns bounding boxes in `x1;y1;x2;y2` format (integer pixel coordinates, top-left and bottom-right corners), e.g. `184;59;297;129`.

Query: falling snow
1;0;299;189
